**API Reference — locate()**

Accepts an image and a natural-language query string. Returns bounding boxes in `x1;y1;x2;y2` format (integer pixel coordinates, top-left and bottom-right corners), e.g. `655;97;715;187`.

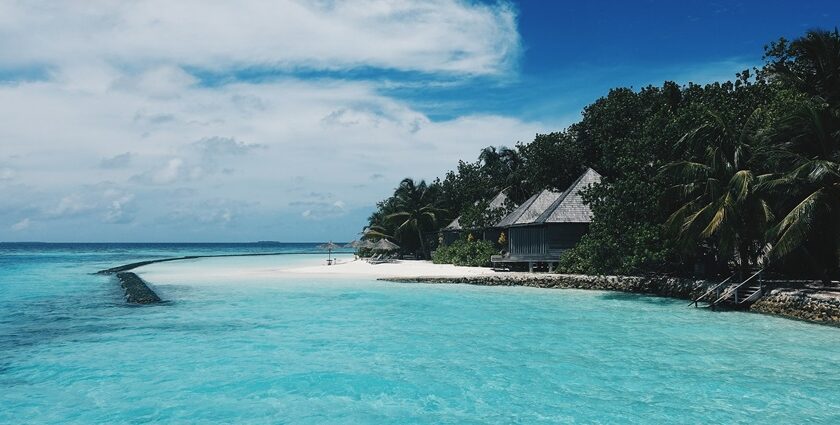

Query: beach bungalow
492;168;601;271
441;190;512;245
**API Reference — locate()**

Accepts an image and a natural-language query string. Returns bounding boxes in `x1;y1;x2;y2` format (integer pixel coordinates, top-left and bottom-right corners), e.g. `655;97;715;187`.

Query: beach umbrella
373;239;400;252
345;240;370;249
317;241;341;262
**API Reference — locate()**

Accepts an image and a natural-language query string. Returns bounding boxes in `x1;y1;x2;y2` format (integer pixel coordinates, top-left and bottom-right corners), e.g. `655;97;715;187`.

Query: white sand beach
285;258;497;278
135;254;496;286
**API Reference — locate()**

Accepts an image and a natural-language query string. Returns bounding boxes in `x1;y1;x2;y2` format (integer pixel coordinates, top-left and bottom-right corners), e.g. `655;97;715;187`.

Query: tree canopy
365;28;840;281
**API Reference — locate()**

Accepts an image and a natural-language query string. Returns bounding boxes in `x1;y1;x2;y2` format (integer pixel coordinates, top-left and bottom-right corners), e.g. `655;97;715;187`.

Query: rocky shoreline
383;273;713;298
751;288;840;325
382;273;840;326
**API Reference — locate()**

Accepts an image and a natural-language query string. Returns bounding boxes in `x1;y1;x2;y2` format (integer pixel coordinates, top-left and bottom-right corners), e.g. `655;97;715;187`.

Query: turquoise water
2;244;840;423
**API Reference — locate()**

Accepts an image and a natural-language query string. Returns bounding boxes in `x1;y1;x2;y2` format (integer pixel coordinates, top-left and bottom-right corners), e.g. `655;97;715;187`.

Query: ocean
1;243;839;424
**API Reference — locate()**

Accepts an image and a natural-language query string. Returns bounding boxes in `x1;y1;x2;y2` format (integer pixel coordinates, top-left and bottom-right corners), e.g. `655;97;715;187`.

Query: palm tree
766;28;840;106
661;110;774;278
498;147;529;202
762;103;840;282
479;146;528;203
386;178;444;259
762;29;840;282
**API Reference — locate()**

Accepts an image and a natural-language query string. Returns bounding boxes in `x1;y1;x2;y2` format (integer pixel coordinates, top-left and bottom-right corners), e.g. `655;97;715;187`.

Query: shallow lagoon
2;244;839;423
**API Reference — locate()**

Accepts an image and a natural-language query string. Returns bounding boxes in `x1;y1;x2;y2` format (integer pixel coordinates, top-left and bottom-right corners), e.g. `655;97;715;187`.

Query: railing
690;274;733;307
741;286;765;304
712;269;764;307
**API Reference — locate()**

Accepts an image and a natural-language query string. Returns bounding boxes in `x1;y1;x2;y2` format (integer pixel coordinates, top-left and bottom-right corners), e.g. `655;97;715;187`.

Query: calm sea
1;243;839;424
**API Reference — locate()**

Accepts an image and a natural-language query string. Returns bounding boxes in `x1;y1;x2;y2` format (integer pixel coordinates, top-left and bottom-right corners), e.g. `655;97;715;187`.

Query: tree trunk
737;242;750;281
417;227;427;260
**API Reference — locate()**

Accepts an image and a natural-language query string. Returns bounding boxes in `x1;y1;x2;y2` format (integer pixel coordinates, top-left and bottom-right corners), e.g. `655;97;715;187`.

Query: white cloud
0;0;520;77
299;199;347;220
47;195;96;219
114;66;198;98
153;158;185;185
0;0;542;241
103;192;136;224
11;218;31;231
0;73;544;238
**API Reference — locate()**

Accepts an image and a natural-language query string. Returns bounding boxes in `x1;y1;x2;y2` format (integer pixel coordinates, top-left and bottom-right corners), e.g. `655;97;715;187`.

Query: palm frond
658;161;711;182
768;189;826;259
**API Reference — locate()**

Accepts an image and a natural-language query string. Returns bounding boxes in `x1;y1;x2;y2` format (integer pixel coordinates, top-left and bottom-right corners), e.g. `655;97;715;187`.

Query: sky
0;0;838;242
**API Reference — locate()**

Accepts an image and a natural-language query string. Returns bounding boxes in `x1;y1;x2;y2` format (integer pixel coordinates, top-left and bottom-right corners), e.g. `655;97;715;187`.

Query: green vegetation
432;238;497;267
380;178;444;260
366;28;840;281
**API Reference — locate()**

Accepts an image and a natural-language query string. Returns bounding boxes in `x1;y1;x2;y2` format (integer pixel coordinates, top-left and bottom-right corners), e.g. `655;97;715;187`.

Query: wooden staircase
691;269;765;309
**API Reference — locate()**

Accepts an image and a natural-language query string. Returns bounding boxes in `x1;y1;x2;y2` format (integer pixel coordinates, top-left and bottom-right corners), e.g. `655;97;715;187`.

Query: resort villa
441;190;512;245
492;168;602;271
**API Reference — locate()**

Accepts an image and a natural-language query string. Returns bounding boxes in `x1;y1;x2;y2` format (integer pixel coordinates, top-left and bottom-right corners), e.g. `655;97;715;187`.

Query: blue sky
0;1;838;242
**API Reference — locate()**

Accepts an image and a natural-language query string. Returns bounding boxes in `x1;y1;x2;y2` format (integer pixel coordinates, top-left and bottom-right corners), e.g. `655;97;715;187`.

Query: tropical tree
518;131;584;196
661;110;774;278
765;28;840;106
478;146;528;202
433;160;491;222
761;28;840;282
386;178;445;259
761;103;840;282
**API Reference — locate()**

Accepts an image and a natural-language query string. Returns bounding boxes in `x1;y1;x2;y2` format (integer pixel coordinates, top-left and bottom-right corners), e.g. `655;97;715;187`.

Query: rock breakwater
751;288;840;326
382;273;712;299
115;272;162;304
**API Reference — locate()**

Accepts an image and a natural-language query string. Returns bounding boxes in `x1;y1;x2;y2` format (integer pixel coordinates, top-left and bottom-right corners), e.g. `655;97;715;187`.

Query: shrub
432;239;497;267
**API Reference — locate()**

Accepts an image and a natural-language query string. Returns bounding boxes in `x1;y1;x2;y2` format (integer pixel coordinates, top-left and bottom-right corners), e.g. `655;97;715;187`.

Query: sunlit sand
134;254;495;286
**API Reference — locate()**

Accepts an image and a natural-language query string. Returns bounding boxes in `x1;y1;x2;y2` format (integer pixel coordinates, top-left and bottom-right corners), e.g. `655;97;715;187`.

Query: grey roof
495;190;562;227
538;168;601;223
443;216;462;231
444;190;511;231
496;167;602;227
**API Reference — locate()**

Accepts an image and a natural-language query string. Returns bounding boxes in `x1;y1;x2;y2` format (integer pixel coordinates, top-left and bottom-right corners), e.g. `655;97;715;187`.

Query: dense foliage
431;238;497;267
365;28;840;281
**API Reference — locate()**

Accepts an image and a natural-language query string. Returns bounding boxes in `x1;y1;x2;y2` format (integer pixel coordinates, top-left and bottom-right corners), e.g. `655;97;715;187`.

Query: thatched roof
495;168;601;227
373;239;400;251
444;190;511;231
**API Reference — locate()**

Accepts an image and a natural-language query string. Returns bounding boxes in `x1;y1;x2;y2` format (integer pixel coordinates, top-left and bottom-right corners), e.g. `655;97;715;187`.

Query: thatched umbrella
373;239;400;252
347;239;376;258
345;240;371;249
317;241;341;262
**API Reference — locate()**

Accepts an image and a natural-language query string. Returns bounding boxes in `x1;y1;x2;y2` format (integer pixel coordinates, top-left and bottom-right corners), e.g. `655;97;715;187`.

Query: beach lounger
370;254;397;264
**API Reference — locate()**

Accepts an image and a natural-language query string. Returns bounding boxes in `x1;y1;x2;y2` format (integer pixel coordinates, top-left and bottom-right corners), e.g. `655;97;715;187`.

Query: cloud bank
0;0;543;242
0;0;520;76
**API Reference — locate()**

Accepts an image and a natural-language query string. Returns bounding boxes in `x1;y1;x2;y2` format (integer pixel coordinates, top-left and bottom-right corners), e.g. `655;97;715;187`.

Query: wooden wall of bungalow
507;223;589;258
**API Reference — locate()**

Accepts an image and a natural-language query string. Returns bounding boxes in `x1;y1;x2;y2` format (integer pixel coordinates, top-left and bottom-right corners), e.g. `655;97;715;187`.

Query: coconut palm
498;147;529;203
386;178;445;259
661;110;774;278
761;103;840;282
479;146;528;203
766;28;840;106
